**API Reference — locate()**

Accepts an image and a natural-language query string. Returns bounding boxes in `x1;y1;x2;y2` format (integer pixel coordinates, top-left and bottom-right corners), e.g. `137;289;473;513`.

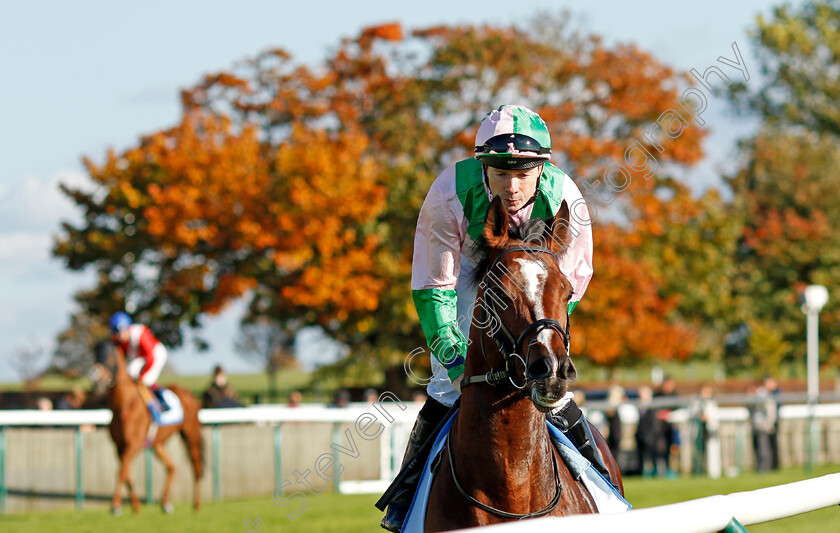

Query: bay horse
94;341;204;514
425;197;623;531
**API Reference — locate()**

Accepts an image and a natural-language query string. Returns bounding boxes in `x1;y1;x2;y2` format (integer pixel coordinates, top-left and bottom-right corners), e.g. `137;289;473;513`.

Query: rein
446;428;563;519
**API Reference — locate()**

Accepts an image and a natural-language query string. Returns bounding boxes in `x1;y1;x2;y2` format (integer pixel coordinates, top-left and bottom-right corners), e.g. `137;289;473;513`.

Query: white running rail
450;473;840;533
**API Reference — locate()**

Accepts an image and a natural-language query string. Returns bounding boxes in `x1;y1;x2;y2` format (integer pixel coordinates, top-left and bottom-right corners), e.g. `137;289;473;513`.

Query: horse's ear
545;200;572;256
483;196;510;249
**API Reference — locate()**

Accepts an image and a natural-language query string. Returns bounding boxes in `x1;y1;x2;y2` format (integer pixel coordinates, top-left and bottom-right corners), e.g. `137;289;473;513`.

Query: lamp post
801;284;828;473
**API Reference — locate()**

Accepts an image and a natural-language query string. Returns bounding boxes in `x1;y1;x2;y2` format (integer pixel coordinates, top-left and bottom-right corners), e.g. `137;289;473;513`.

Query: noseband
461;245;571;390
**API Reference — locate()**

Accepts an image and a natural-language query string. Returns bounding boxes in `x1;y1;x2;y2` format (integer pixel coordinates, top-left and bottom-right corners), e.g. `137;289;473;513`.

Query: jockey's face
113;329;130;343
485;165;542;213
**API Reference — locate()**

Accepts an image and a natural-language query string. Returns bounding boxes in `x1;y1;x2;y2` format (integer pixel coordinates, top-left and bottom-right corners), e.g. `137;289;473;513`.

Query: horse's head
470;196;576;412
91;340;117;391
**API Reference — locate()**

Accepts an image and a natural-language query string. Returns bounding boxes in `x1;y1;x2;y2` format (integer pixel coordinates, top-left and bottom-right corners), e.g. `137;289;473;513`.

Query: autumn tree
721;0;840;372
234;314;298;401
54;112;385;349
55;14;711;389
50;310;111;378
729;0;840;136
724;129;840;371
13;340;48;386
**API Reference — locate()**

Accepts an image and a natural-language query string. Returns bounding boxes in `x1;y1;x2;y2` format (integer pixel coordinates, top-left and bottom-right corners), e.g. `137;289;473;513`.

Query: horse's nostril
526;357;554;381
558;357;577;381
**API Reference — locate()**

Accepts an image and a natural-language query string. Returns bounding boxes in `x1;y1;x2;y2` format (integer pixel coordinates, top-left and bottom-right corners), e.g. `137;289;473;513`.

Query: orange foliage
58;15;711;364
575;224;695;365
80;109;386;320
361;23;403;42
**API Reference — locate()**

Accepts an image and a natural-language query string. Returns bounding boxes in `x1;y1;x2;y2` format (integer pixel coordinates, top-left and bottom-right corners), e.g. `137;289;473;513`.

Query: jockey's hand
452;375;464;394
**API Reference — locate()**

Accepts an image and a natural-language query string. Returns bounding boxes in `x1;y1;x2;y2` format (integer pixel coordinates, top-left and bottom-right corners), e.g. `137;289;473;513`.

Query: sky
0;0;795;382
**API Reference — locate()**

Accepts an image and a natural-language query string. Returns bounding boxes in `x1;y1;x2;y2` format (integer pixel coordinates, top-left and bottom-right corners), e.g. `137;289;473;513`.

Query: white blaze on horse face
512;257;554;347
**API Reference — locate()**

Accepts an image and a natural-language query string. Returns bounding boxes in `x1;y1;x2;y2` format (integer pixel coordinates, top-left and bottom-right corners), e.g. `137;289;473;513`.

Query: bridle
461;245;571;393
450;244;571;519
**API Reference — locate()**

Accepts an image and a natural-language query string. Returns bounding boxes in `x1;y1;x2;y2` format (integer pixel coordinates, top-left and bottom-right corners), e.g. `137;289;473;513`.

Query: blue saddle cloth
148;388;184;427
401;409;630;532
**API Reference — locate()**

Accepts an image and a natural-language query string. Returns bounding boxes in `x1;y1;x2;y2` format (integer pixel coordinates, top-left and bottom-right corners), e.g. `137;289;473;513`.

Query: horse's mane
469;218;549;285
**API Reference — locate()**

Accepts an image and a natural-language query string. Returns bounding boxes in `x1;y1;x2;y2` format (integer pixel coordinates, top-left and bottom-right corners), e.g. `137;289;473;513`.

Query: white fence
584;400;840;478
0;399;421;513
0;400;838;515
451;473;840;533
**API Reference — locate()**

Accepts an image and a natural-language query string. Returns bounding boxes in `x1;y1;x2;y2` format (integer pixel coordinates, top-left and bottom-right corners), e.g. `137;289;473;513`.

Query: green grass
0;374;94;392
163;368;313;401
0;369;317;404
0;492;380;533
2;465;837;532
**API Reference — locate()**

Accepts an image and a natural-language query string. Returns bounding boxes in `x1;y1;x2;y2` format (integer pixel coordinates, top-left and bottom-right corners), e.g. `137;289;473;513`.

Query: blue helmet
109;312;132;333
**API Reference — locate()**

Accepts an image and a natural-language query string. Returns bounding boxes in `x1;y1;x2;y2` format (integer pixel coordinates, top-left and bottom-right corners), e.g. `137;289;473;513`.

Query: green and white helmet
474;105;551;170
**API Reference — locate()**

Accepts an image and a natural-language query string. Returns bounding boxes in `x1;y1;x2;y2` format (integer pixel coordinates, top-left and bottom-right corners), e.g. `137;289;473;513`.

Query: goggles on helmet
475;133;551;158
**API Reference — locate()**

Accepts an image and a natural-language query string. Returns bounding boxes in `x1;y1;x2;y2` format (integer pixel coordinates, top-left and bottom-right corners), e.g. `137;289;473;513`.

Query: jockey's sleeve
137;326;160;360
412;290;467;381
411;177;467;381
555;175;594;316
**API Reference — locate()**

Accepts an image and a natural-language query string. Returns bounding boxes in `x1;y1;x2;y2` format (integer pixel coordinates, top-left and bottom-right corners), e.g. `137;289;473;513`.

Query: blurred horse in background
94;341;204;514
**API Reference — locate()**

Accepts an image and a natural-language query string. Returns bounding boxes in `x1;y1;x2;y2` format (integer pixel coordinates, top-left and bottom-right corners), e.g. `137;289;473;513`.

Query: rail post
273;423;283;489
0;426;6;514
719;517;749;533
75;427;84;510
332;422;342;493
212;424;221;501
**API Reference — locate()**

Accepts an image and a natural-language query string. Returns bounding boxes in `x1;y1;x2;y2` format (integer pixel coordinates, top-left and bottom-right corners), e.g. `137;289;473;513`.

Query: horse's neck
113;346;133;385
109;346;142;413
454;385;554;491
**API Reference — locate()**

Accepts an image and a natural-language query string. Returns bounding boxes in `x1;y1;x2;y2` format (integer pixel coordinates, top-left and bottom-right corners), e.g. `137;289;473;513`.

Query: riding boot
380;413;437;532
548;399;615;487
151;385;170;412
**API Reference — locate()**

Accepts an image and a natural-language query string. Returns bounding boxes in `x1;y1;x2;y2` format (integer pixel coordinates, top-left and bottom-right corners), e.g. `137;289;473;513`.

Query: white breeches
126;344;167;386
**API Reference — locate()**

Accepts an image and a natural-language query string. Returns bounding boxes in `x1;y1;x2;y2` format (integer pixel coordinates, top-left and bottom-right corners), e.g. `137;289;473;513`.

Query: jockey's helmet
109;312;132;334
474;105;551;170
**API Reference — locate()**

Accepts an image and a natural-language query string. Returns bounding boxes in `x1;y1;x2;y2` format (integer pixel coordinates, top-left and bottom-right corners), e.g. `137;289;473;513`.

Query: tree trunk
267;368;279;403
383;365;412;400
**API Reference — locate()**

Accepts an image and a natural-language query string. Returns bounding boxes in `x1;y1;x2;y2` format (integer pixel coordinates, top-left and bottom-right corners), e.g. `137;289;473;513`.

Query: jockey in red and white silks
109;312;168;387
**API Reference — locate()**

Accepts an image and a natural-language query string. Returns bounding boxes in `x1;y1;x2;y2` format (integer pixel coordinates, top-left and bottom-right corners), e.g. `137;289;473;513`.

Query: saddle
139;386;184;427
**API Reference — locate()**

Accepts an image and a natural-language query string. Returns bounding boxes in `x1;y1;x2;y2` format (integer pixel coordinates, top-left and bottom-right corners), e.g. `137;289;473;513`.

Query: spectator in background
763;375;781;470
573;389;587;408
691;384;720;477
635;386;660;477
605;385;626;458
330;389;350;408
36;397;53;411
56;387;86;410
750;378;779;472
575;389;608;433
287;390;303;407
364;388;379;403
655;376;680;478
202;365;243;408
55;387;96;433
